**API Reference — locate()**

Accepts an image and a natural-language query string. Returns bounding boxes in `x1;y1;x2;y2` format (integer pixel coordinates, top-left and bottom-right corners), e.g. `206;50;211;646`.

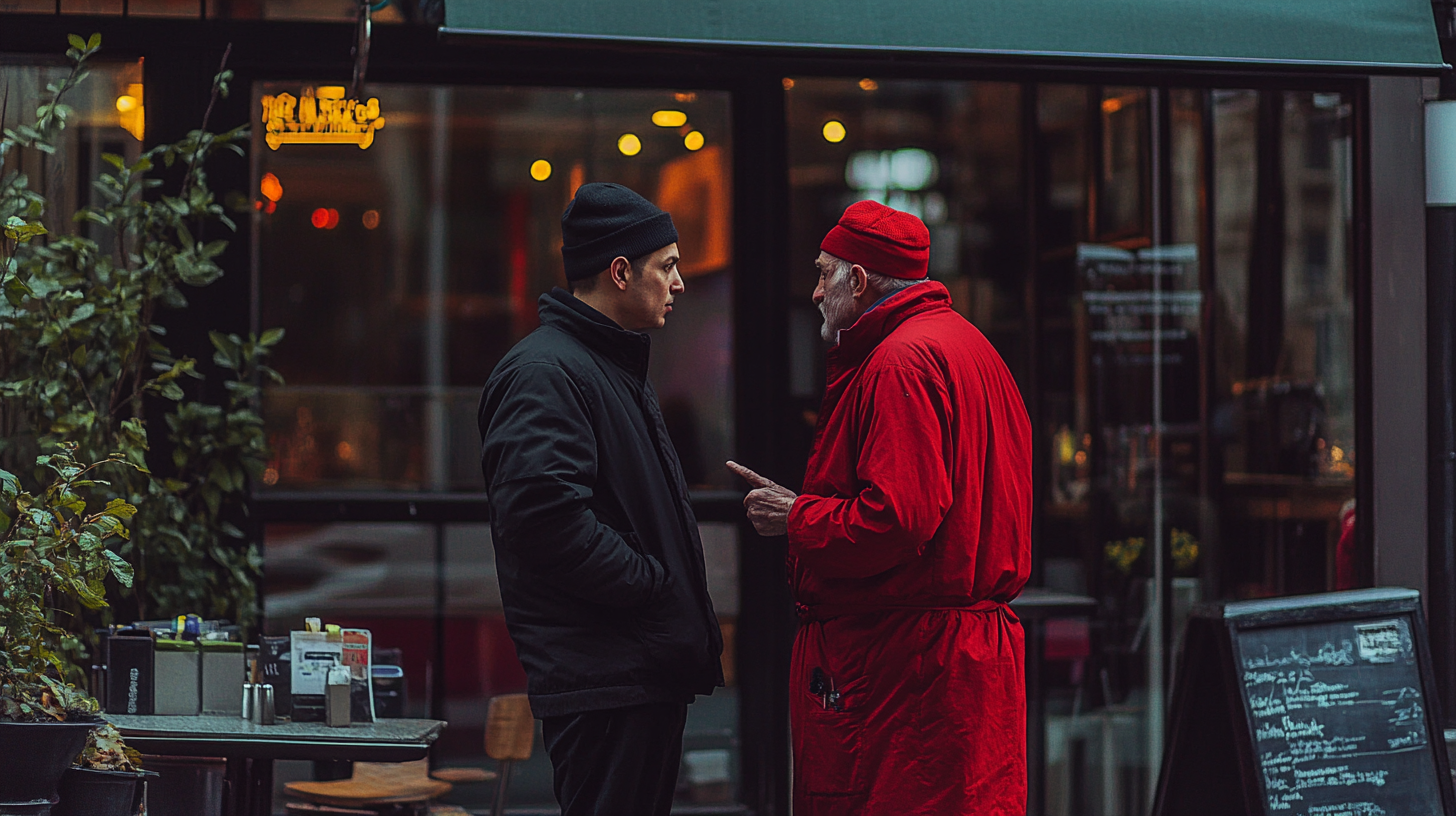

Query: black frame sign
1154;587;1455;816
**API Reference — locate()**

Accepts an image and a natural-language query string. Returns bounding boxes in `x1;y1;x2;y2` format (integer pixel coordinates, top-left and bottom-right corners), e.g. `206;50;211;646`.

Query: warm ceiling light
652;110;688;128
362;209;381;229
312;208;339;229
260;172;283;202
822;120;847;143
115;95;138;113
617;133;642;156
684;131;705;151
1102;97;1125;114
782;78;796;90
858;78;878;91
530;159;553;181
673;92;697;103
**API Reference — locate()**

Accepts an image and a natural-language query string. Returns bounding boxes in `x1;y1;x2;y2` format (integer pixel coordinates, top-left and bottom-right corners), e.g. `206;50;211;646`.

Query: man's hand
726;460;797;537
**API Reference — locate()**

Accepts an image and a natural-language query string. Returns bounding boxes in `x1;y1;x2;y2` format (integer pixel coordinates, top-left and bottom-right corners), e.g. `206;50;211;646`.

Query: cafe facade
0;0;1448;812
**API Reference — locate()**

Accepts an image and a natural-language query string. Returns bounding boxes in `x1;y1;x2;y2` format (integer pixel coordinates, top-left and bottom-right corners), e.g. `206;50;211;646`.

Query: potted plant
0;445;139;810
1;33;276;815
54;723;157;816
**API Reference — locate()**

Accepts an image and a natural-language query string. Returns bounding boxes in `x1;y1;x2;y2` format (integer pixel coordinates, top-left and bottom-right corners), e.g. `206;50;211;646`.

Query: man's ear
849;264;870;298
608;256;632;291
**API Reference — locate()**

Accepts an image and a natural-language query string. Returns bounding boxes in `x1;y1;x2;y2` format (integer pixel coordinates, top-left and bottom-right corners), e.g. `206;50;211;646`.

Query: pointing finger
725;460;777;489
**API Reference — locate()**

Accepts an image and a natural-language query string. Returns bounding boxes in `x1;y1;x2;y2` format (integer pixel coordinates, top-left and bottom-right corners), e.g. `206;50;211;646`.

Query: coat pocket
634;574;707;681
797;693;867;796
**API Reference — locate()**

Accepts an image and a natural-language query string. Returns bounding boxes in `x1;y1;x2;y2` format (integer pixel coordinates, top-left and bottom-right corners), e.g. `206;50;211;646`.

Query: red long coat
786;282;1032;816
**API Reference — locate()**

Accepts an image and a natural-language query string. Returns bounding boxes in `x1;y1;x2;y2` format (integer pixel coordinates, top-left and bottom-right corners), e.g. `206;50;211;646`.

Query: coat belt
794;599;1018;624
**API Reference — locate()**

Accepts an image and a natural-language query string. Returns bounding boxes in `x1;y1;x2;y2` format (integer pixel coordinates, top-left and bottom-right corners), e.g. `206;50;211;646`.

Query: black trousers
541;701;688;816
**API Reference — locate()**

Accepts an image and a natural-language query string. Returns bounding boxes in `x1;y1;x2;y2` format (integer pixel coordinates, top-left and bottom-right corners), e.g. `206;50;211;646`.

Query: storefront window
254;83;734;492
255;81;742;809
785;76;1027;404
789;80;1358;816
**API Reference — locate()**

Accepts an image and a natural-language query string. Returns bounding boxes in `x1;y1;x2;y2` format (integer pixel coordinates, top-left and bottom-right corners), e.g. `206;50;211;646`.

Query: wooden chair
419;694;534;816
483;693;535;816
285;694;534;816
284;759;451;811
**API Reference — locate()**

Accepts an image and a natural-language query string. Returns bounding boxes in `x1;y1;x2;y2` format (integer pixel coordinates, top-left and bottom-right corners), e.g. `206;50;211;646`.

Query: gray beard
819;273;858;343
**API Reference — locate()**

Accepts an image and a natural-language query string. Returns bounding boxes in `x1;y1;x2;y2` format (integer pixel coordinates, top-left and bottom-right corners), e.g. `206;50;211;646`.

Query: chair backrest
485;693;534;762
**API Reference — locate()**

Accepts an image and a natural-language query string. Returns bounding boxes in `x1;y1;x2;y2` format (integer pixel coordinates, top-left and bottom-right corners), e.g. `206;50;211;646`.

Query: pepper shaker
257;684;276;725
241;682;254;720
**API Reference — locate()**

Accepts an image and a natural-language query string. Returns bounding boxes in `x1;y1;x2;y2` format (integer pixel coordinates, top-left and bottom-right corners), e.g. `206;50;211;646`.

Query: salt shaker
241;682;254;720
257;684;276;725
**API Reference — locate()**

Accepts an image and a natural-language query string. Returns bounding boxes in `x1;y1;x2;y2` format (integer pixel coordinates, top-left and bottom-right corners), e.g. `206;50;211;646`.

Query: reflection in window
1212;90;1355;598
255;84;734;491
1;60;145;236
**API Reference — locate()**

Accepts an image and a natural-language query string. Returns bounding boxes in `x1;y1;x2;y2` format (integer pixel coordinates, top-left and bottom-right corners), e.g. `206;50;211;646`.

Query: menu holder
290;630;343;723
1153;587;1456;816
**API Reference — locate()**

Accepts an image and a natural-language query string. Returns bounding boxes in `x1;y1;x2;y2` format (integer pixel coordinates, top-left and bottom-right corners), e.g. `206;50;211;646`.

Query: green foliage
0;445;139;723
0;34;278;708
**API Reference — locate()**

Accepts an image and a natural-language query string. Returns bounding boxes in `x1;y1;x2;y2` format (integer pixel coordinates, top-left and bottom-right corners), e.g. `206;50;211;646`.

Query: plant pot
0;721;97;808
54;768;156;816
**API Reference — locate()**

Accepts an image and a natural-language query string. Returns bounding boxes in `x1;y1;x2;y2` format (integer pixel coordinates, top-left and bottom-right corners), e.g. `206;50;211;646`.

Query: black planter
0;721;97;809
53;768;156;816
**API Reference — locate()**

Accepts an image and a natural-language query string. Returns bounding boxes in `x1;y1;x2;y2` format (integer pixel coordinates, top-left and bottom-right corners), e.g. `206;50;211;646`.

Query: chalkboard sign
1153;588;1454;816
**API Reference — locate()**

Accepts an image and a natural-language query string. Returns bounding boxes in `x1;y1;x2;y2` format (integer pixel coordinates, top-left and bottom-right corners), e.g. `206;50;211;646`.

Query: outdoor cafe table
108;714;446;816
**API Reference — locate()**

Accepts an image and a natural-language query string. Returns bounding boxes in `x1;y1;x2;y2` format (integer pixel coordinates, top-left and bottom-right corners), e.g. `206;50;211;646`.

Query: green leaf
67;34;86;50
70;577;108;610
4;276;33;307
259;328;285;347
103;550;133;588
3;216;47;243
102;498;136;519
87;32;101;50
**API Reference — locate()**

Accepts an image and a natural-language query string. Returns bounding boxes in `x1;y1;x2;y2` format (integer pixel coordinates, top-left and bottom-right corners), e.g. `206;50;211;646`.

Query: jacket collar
539;287;652;381
828;281;952;370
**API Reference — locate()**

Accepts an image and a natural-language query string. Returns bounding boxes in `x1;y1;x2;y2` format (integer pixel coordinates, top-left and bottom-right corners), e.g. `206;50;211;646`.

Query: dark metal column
732;75;794;816
1428;0;1456;728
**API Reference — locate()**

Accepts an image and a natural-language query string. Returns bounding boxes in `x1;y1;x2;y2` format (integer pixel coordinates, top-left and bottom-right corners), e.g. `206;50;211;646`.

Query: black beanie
560;183;678;282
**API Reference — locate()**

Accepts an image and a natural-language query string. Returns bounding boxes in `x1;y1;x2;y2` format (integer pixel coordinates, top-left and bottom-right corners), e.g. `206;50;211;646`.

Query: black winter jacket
478;289;723;718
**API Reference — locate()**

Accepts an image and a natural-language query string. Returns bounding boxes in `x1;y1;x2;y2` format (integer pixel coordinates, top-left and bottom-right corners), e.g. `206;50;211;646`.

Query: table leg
250;759;274;816
1026;618;1046;816
225;757;250;816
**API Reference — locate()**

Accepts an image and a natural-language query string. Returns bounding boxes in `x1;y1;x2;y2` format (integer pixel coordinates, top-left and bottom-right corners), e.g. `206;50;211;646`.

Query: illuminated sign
261;86;385;150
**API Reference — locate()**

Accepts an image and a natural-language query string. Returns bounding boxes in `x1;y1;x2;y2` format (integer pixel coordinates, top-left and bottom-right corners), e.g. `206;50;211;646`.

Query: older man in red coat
729;201;1032;815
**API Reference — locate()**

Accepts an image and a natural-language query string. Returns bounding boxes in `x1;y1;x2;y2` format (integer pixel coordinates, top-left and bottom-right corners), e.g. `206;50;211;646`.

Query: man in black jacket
478;183;723;816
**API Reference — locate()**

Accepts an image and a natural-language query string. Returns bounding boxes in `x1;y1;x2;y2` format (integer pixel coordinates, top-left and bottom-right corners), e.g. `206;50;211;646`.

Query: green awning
442;0;1446;72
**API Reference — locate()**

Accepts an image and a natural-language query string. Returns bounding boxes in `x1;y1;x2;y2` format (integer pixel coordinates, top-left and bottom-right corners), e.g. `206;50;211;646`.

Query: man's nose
812;283;826;304
670;271;685;294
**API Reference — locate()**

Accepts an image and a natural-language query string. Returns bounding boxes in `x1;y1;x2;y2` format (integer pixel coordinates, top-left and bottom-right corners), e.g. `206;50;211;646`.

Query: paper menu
342;628;376;721
342;628;371;680
290;630;343;697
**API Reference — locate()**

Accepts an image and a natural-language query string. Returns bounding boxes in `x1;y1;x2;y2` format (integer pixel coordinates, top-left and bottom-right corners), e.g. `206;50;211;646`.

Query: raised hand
726;460;797;537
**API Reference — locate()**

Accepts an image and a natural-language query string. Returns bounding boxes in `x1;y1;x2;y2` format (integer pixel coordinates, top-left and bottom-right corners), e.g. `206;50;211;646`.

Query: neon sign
261;86;385;150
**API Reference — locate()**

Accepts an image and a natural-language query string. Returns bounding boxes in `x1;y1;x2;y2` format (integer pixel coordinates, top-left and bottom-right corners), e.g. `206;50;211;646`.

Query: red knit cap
820;200;930;280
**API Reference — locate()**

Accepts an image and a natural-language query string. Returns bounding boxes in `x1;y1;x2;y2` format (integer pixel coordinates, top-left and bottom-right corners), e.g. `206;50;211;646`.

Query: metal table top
107;714;446;762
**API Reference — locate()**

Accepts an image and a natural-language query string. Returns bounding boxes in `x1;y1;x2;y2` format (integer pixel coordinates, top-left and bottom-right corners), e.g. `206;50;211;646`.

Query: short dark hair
567;251;653;294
